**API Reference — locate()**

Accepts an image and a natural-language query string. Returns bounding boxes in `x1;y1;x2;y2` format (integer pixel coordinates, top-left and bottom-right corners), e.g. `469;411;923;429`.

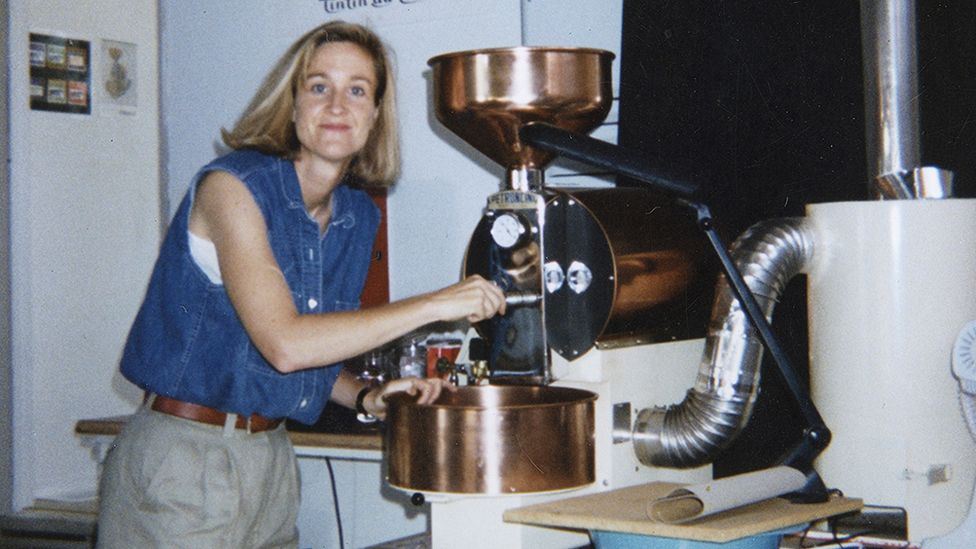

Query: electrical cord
325;457;345;549
798;525;861;548
795;489;875;548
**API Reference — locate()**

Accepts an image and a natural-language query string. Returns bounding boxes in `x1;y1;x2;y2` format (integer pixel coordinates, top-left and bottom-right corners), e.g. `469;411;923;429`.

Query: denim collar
277;157;355;231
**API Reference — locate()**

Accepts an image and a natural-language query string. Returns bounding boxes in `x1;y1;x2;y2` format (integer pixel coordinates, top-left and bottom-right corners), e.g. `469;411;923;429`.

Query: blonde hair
221;21;400;187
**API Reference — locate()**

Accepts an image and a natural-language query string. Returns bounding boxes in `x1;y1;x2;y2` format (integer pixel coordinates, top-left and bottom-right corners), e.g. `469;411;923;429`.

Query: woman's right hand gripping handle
429;275;507;323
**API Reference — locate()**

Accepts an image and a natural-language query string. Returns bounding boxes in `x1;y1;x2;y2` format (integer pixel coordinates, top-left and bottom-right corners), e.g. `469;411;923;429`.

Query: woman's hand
429;275;507;324
363;377;456;421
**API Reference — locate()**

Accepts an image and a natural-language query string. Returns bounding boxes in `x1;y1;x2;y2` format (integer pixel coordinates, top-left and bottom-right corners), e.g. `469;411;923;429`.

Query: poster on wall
29;33;91;114
98;39;138;114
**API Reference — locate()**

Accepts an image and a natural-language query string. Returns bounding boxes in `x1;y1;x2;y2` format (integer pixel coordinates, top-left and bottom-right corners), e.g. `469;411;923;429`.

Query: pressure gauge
490;213;525;249
952;320;976;394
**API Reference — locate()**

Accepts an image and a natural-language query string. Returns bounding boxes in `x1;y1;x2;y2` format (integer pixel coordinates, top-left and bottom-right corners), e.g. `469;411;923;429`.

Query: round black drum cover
544;192;615;359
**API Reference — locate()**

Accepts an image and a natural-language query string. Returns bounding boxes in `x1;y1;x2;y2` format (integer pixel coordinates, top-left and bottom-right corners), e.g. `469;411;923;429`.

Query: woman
97;21;505;548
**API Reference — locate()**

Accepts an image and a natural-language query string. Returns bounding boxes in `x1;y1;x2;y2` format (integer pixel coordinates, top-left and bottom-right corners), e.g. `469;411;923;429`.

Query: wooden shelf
504;481;862;544
75;416;382;452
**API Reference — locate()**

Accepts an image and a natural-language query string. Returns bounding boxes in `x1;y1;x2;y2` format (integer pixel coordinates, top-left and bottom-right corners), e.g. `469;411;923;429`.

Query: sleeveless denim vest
120;149;380;424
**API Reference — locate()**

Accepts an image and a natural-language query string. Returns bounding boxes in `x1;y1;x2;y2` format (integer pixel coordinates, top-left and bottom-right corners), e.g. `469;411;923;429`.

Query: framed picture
99;39;138;113
29;33;90;114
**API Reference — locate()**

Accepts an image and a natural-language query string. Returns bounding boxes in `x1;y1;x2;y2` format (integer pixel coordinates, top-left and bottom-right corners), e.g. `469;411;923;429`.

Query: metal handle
505;291;542;307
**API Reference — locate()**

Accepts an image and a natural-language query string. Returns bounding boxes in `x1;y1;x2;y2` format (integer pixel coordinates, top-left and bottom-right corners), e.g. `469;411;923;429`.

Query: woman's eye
350;86;367;98
310;83;327;94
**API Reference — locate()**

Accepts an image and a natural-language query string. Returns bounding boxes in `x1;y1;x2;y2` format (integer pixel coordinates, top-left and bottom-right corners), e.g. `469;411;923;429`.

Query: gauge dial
490;213;525;248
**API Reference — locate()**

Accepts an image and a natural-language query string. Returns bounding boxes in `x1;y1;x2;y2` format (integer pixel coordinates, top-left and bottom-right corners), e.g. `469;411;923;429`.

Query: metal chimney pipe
861;0;921;197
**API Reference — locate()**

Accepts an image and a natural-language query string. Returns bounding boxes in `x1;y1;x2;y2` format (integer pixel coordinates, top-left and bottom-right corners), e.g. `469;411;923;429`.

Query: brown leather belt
151;395;282;433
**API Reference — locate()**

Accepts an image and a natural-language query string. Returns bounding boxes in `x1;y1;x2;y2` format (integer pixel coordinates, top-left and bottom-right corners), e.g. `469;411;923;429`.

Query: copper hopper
429;47;615;187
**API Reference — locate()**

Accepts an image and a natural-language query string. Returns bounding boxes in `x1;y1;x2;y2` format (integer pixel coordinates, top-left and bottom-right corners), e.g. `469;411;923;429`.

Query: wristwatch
355;386;378;424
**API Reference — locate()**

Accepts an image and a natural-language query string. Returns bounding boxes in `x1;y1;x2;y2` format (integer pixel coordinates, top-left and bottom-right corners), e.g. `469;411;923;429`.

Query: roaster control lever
504;291;542;307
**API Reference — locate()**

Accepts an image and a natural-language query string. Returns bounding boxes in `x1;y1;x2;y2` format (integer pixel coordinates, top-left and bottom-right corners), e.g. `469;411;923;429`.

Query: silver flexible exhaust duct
632;217;816;468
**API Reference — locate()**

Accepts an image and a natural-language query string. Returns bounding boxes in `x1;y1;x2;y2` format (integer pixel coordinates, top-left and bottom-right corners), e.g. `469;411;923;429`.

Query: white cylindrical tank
807;199;976;541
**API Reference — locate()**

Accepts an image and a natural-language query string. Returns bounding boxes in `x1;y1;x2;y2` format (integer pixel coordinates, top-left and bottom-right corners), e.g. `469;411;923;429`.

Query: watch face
490;213;524;248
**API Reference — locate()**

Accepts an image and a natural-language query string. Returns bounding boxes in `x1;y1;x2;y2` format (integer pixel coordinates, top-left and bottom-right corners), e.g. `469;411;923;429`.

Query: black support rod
520;122;831;500
520;122;702;200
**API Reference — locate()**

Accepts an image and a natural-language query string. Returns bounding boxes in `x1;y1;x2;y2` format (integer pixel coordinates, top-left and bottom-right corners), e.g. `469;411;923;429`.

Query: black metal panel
618;0;866;237
543;192;615;359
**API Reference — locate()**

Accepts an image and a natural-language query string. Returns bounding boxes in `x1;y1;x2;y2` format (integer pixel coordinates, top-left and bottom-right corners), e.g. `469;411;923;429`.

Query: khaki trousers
96;402;300;549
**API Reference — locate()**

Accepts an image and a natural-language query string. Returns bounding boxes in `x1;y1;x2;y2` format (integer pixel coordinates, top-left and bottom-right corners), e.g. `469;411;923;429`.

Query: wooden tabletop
75;416;383;451
504;481;862;543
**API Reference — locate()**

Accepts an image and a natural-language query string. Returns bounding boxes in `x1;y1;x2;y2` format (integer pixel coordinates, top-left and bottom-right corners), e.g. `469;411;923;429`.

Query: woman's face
293;41;380;170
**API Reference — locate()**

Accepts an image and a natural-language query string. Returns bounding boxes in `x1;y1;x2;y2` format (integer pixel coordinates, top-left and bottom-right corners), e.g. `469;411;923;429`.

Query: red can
426;339;462;379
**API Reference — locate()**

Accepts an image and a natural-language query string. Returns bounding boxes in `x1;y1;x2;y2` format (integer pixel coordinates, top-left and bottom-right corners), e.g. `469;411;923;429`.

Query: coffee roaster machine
385;2;976;547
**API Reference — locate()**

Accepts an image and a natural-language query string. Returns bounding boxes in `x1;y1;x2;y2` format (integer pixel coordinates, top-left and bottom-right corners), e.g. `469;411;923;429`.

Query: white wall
522;0;623;185
522;0;622;54
1;0;13;514
7;0;160;509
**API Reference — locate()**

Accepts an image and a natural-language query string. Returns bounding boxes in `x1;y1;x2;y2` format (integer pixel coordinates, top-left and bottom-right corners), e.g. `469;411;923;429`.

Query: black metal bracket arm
520;122;832;502
519;121;703;200
689;202;831;502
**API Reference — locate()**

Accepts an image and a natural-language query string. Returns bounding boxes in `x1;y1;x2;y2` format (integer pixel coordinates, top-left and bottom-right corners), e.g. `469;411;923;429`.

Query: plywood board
504;481;861;543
